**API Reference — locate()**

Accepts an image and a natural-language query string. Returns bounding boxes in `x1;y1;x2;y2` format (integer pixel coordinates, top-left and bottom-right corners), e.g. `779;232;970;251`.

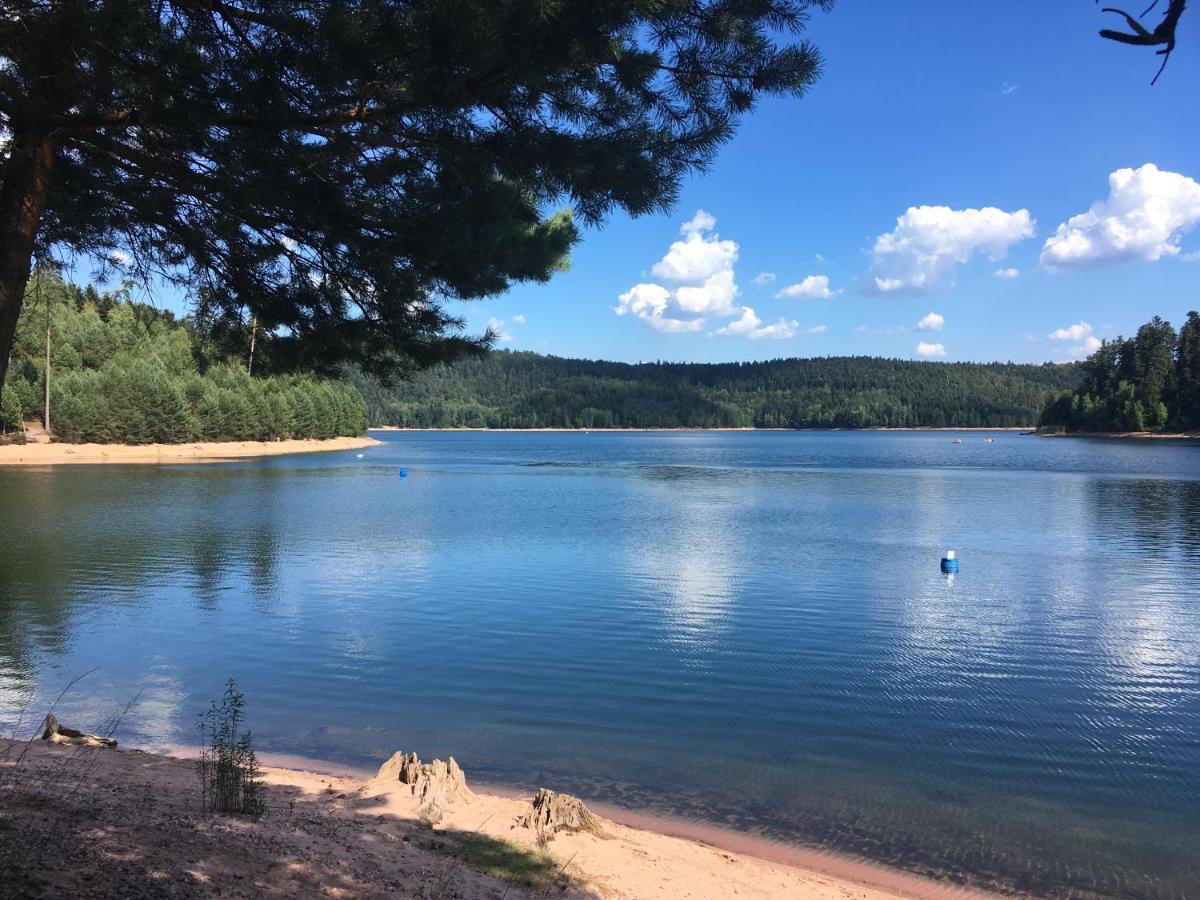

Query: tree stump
40;714;117;748
516;788;605;841
374;750;471;824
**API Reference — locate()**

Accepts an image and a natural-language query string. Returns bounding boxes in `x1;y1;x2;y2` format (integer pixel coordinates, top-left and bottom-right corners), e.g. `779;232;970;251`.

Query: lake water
2;430;1198;897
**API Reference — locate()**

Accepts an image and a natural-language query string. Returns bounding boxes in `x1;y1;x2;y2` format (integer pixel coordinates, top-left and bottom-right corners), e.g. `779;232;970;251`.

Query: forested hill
1;273;367;444
352;352;1081;430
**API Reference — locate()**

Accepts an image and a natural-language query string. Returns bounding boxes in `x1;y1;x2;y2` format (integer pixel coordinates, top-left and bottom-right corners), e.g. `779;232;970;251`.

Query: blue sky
82;2;1199;365
469;1;1200;364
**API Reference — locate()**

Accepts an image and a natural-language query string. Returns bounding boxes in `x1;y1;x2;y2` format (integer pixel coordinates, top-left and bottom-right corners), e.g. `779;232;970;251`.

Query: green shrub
197;679;266;818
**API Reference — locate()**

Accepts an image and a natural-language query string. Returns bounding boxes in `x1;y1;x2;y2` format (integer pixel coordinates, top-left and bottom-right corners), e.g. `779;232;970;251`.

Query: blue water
2;430;1199;897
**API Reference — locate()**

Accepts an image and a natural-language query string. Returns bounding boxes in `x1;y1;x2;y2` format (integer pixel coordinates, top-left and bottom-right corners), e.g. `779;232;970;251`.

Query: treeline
1;272;367;443
352;352;1080;429
1039;312;1200;434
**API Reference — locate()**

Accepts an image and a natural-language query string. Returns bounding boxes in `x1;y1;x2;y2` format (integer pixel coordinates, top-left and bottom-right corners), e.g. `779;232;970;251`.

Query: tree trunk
0;133;54;392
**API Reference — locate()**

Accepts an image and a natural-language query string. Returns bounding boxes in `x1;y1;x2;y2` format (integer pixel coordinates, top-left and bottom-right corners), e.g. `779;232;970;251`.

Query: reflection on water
1;431;1199;899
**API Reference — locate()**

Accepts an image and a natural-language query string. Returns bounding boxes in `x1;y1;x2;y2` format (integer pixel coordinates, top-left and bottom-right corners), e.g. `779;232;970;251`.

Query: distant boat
984;437;995;443
953;438;963;444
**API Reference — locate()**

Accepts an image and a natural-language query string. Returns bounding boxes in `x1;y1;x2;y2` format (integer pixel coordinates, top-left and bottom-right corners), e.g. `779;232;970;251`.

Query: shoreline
0;435;381;466
369;425;1033;433
217;747;981;899
2;738;983;900
1035;429;1200;440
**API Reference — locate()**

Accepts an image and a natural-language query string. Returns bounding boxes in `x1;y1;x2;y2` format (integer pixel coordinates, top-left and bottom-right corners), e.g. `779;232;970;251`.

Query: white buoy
356;453;364;458
946;550;956;560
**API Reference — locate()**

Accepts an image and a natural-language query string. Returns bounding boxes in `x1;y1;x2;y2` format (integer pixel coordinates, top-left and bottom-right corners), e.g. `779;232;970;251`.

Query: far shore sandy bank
1;738;985;900
1036;430;1200;440
369;425;1033;433
0;435;380;467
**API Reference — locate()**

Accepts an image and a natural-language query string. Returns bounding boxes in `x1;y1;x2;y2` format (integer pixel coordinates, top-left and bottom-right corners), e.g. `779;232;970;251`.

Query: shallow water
2;431;1198;897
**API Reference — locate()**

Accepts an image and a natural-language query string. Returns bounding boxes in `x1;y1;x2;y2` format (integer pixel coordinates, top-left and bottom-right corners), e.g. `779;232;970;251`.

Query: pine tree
0;0;832;389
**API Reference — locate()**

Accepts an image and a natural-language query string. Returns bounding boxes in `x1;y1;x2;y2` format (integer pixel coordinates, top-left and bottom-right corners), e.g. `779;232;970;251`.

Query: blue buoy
940;550;959;574
399;467;407;478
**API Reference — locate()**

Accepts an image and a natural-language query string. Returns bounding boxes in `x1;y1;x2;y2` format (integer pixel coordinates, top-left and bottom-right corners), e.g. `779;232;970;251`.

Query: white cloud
616;211;746;334
1001;82;1018;95
713;307;799;340
856;324;909;337
1049;321;1093;341
1041;164;1200;268
916;312;945;332
753;271;777;286
680;209;717;235
486;317;515;343
614;283;707;333
109;249;132;266
814;253;826;264
674;269;738;316
866;205;1035;294
1071;336;1103;357
993;267;1020;279
650;230;738;283
1182;250;1200;262
775;275;838;300
512;314;526;325
915;342;947;358
804;324;828;335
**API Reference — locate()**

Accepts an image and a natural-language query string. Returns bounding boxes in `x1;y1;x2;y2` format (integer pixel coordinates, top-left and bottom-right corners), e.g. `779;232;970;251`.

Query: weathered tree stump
516;788;605;841
374;750;471;824
40;714;117;748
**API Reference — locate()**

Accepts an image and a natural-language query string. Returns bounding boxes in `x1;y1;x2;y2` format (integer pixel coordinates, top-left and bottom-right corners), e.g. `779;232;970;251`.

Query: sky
81;1;1200;366
465;1;1200;365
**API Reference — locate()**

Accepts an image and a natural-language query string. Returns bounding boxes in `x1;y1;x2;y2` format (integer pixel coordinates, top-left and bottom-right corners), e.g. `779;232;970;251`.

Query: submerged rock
375;750;471;824
516;788;605;841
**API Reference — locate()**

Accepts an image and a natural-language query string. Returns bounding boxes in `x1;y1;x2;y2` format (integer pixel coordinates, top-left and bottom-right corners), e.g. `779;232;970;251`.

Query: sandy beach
0;739;982;900
0;436;381;466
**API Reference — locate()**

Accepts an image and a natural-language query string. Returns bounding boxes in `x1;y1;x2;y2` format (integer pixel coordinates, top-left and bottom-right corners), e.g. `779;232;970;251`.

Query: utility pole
43;297;50;438
247;313;257;376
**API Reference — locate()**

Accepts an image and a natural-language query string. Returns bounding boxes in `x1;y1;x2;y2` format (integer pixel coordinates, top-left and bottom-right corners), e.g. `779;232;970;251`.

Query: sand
0;739;984;900
0;436;381;466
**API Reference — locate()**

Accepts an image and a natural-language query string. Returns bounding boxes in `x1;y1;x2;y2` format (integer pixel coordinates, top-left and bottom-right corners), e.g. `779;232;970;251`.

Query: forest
0;273;367;444
1039;312;1200;434
352;353;1081;430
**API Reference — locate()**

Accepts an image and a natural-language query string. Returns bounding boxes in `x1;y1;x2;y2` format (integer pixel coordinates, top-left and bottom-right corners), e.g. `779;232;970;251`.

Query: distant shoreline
369;425;1034;433
0;435;380;466
1036;430;1200;441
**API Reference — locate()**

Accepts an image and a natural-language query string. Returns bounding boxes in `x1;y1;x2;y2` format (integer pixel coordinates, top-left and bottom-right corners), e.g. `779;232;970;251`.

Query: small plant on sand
197;679;265;817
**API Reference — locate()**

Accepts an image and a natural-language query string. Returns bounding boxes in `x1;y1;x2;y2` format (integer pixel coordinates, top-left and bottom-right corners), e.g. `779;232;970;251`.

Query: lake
2;430;1198;897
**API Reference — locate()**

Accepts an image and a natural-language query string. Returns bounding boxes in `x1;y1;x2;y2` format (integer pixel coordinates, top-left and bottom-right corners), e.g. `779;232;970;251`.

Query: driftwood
516;788;606;841
40;714;116;748
374;750;471;824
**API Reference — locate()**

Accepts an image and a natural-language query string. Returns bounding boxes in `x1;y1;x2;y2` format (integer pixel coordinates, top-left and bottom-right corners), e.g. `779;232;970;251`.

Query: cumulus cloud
650;220;738;282
1041;164;1200;268
775;275;838;300
916;312;945;332
680;209;717;235
486;317;515;343
993;267;1020;279
915;342;947;358
512;314;526;325
109;249;132;266
713;307;800;340
615;211;750;334
865;205;1035;294
753;271;777;286
1072;336;1103;357
1048;321;1093;341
